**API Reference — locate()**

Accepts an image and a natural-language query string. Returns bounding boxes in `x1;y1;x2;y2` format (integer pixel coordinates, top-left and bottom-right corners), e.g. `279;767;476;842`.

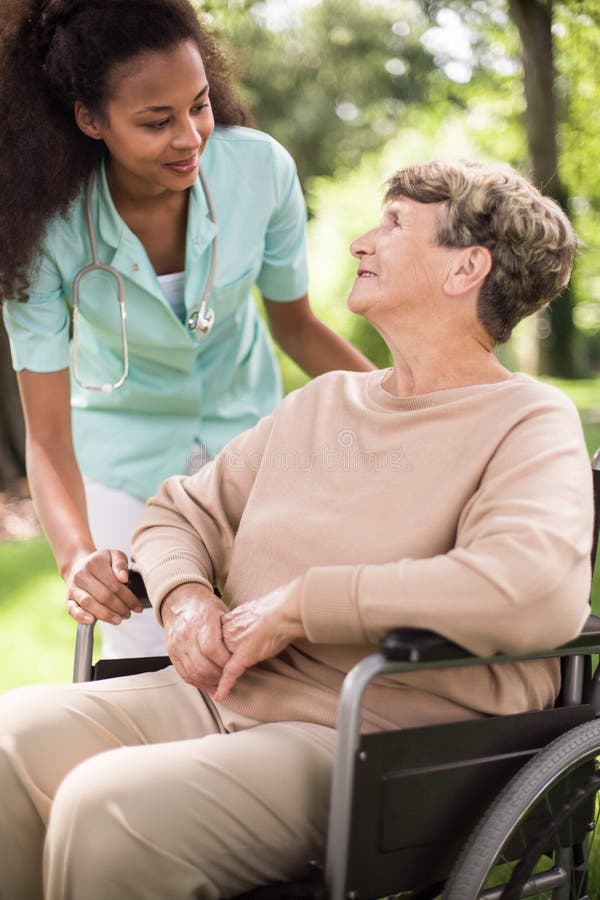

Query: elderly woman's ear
442;245;492;298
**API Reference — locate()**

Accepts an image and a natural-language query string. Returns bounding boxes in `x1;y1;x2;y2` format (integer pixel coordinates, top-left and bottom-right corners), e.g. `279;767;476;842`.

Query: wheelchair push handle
72;569;149;683
125;569;150;605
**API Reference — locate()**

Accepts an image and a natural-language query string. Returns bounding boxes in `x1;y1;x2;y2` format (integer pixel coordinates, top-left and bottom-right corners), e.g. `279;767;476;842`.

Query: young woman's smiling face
75;40;215;198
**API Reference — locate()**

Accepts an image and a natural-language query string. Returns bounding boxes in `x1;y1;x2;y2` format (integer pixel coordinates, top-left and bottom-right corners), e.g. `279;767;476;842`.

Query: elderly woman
0;160;592;900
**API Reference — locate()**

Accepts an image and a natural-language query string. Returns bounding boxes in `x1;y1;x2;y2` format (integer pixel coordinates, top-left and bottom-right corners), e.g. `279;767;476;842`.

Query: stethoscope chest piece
187;303;215;335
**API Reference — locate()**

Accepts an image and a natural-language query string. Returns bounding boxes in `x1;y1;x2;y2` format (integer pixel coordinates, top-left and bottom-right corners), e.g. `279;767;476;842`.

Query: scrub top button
132;263;140;271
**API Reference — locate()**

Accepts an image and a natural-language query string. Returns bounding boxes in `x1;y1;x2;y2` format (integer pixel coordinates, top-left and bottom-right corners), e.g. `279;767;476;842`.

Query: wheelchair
72;450;600;900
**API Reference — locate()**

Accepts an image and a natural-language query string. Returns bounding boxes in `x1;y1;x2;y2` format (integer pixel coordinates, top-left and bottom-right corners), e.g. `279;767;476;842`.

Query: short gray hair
385;160;578;342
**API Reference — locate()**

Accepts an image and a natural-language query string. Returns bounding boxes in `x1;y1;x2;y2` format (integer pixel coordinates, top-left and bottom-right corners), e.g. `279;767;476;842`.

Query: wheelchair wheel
443;718;600;900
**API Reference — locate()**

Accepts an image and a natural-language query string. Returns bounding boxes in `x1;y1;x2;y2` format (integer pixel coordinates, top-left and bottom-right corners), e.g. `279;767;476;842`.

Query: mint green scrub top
3;127;309;499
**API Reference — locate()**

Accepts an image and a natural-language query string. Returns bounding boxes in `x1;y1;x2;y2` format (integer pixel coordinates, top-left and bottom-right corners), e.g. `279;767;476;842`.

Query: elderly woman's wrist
161;582;222;625
284;577;306;639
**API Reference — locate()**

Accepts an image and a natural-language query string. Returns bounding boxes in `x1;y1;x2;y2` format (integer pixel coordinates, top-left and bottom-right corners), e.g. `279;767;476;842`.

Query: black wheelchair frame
72;451;600;900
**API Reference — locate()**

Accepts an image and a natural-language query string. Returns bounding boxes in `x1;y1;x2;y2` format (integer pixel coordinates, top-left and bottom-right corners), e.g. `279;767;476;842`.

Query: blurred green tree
421;0;600;376
507;0;574;375
197;0;440;187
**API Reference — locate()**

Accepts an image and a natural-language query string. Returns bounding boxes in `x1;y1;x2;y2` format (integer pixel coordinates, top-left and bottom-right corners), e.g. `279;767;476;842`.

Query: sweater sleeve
131;412;274;623
301;398;594;656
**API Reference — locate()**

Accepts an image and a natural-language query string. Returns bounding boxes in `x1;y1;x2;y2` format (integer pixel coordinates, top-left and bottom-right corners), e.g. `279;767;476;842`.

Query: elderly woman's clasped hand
161;582;305;701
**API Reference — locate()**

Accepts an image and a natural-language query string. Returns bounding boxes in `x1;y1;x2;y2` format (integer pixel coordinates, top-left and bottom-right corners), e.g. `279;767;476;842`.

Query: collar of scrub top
72;163;219;393
93;158;218;334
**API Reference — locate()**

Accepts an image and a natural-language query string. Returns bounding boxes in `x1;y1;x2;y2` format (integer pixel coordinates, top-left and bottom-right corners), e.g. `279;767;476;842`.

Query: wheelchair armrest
573;613;600;638
381;627;471;663
380;614;600;664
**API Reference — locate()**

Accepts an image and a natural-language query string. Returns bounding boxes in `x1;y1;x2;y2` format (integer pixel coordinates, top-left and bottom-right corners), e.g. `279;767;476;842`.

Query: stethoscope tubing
72;165;218;393
72;177;129;393
190;164;218;334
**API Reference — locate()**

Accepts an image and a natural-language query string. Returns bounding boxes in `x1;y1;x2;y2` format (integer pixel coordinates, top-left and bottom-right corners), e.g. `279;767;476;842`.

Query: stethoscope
72;165;218;393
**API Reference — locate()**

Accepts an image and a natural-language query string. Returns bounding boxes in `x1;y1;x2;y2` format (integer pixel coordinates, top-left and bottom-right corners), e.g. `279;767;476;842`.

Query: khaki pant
0;666;336;900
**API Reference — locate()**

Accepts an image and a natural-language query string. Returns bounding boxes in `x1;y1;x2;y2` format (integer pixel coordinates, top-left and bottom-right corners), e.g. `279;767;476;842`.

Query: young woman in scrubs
0;0;372;658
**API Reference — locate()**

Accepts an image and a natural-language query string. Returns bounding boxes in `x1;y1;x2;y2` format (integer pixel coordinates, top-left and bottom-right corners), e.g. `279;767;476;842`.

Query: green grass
0;540;76;691
1;376;600;694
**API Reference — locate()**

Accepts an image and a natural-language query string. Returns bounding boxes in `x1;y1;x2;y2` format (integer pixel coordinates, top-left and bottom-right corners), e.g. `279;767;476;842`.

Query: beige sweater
132;370;593;731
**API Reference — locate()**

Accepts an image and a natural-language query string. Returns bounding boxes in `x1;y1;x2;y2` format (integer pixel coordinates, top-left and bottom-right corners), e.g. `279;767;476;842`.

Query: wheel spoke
443;724;600;900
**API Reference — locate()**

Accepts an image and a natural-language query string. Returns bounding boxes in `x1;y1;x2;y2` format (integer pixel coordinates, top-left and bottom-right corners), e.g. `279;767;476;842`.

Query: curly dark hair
0;0;249;302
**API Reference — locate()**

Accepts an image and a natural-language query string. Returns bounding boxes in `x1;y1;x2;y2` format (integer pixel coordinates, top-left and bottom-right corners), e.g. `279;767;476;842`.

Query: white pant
83;479;168;658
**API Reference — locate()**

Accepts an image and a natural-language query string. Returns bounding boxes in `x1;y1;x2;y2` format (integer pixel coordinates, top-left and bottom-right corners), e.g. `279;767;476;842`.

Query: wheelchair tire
442;718;600;900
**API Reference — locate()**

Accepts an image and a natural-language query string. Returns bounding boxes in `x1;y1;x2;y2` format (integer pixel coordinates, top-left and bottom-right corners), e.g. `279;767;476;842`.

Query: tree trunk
508;0;576;377
0;318;26;490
